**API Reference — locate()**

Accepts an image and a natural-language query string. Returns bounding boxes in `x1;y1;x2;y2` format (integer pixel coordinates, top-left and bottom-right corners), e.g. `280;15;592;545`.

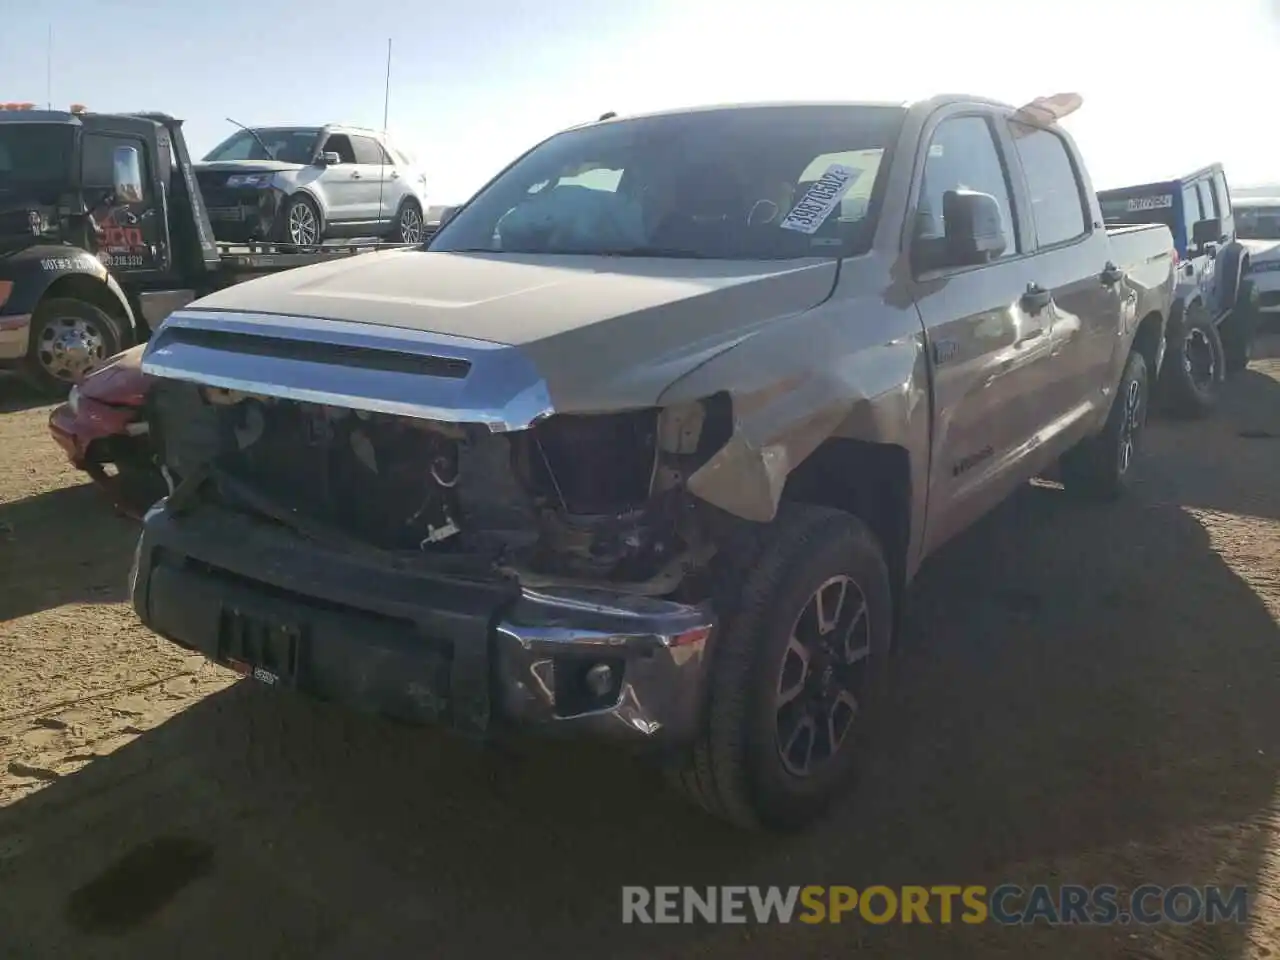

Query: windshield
0;123;74;187
203;127;320;164
430;104;905;260
1098;189;1176;230
1236;204;1280;241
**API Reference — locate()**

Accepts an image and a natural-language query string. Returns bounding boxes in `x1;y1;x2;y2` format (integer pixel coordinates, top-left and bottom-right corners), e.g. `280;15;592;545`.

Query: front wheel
279;194;323;251
1059;349;1148;501
24;297;126;398
1220;278;1259;376
666;504;893;831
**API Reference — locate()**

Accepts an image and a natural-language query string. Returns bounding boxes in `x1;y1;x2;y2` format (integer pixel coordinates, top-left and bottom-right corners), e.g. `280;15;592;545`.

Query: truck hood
144;249;839;426
0;189;58;254
1242;238;1280;259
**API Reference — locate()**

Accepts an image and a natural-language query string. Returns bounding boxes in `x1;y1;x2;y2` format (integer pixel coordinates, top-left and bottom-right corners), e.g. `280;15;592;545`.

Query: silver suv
196;123;429;247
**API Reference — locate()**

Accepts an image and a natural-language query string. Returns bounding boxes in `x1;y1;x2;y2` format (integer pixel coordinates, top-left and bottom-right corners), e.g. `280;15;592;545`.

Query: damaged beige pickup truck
131;95;1175;830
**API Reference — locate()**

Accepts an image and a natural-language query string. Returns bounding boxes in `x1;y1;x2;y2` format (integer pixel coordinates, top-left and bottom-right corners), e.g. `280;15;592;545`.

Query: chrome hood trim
141;310;555;431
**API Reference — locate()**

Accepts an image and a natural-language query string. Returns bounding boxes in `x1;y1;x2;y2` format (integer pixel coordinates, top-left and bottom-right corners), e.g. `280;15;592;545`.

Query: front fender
0;245;136;336
657;297;929;526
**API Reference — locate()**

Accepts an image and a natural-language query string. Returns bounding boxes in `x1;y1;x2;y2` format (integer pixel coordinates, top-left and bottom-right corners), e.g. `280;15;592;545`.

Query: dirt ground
1;344;1279;960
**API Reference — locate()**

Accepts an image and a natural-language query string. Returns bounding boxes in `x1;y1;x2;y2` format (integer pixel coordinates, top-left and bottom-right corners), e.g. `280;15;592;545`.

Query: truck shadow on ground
0;483;136;622
0;443;1276;958
0;374;55;415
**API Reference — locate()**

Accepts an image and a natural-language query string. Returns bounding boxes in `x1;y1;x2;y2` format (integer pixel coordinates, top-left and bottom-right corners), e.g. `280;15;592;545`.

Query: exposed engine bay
150;381;735;595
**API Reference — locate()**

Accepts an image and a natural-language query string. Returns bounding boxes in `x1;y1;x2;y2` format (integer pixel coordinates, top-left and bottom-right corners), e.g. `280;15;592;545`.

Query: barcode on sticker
779;164;861;235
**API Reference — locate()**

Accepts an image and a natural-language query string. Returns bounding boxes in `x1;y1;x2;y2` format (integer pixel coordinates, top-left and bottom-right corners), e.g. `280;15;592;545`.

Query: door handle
390;171;400;180
350;171;362;180
1021;283;1052;314
1100;262;1125;285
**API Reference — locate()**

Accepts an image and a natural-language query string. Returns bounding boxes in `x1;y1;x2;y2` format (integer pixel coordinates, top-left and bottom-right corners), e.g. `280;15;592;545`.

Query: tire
391;199;425;244
23;297;126;398
278;194;323;250
1158;301;1223;418
1059;350;1148;501
665;504;893;831
1220;278;1258;376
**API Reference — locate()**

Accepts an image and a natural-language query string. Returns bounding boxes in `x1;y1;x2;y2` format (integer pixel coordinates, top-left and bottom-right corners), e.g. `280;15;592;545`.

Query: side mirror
111;145;144;204
1192;217;1223;247
914;189;1007;271
318;151;342;166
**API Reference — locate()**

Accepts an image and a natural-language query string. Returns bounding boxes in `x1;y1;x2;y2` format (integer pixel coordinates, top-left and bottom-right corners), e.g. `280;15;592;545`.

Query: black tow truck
0;105;414;394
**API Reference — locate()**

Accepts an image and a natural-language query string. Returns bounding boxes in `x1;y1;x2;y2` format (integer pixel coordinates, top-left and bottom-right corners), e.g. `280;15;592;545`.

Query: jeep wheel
1060;349;1148;501
1159;302;1223;418
24;297;126;398
666;504;892;831
1220;278;1259;376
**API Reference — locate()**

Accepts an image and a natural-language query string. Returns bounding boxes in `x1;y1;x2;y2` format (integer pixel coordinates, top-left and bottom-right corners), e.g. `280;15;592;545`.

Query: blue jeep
1098;163;1257;416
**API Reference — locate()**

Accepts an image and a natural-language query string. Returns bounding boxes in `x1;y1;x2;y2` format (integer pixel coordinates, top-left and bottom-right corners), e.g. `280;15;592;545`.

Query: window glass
1009;122;1087;246
915;115;1017;258
352;135;386;165
82;133;149;197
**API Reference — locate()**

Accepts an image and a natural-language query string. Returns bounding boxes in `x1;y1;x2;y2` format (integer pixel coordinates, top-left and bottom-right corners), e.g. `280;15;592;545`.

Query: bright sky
3;0;1279;203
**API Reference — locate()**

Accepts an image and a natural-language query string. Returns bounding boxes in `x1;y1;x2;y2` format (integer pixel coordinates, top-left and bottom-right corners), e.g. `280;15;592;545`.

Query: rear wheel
1159;302;1223;418
391;199;424;243
24;297;126;398
665;505;893;831
1060;349;1148;501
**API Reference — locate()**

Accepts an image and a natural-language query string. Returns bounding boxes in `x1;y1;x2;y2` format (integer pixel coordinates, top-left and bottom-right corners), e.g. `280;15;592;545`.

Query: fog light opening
552;656;625;716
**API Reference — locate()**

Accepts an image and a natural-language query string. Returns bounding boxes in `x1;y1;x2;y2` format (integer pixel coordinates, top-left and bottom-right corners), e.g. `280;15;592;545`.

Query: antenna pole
46;25;52;109
378;38;391;239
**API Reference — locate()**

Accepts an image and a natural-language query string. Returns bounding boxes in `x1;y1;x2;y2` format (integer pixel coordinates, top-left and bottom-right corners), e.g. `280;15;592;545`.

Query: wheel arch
777;438;912;611
38;274;137;346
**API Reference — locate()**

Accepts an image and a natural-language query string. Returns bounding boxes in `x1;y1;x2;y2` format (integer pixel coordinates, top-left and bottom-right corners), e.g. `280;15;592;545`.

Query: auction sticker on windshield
779;164;862;235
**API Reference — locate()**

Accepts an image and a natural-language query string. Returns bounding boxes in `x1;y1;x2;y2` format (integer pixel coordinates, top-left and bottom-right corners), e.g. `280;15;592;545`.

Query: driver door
81;130;167;275
315;133;364;223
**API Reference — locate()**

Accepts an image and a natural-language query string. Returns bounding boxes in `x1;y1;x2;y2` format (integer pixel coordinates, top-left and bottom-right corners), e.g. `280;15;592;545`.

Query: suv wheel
666;504;892;831
392;200;424;244
280;195;322;251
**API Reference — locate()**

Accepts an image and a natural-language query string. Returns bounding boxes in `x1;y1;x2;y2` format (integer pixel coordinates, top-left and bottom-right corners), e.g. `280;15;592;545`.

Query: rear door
350;134;391;224
1003;117;1119;431
911;108;1058;552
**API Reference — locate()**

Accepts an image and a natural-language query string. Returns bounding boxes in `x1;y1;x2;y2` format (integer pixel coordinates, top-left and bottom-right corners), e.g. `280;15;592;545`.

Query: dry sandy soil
1;344;1279;959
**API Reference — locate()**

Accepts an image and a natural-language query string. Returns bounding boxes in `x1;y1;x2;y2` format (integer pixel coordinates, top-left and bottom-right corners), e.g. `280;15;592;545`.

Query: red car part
48;344;164;518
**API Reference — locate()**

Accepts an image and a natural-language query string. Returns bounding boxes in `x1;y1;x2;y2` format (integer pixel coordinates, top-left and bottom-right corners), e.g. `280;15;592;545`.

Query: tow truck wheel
666;504;892;831
1159;302;1224;418
24;297;125;398
392;199;424;244
280;194;323;251
1059;349;1148;501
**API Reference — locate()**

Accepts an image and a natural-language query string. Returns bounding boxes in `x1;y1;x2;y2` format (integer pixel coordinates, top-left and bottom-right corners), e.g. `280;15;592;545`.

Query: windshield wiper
225;116;276;161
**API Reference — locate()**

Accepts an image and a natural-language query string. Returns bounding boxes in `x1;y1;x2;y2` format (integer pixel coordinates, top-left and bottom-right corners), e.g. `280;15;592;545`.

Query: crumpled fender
657;299;927;523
